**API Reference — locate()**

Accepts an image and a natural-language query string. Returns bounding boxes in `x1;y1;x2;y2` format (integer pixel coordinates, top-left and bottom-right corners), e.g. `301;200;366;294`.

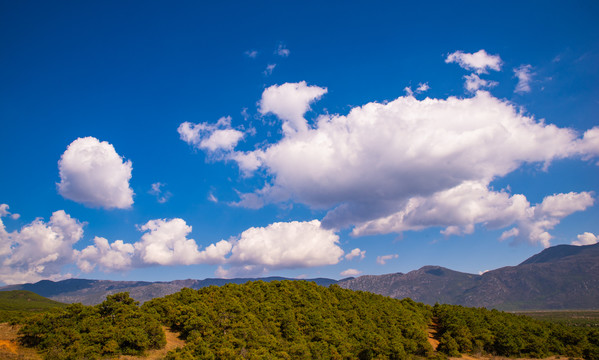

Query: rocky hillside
338;243;599;310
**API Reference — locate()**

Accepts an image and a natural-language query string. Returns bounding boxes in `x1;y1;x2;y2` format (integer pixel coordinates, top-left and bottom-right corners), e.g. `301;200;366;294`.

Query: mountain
0;276;338;305
338;243;599;310
1;243;597;309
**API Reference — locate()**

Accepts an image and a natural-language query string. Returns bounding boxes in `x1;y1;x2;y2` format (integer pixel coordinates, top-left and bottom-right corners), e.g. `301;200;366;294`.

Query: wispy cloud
514;64;534;93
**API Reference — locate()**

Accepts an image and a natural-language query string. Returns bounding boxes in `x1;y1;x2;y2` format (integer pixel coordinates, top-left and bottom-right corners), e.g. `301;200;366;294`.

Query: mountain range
1;243;597;310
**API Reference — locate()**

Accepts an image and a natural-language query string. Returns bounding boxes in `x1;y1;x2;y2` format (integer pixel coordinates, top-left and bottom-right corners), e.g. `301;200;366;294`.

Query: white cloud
340;268;362;277
258;81;328;136
264;64;276;75
0;210;84;284
572;232;598;246
232;89;599;242
514;64;534;93
416;83;430;93
376;254;398;265
446;49;502;74
76;237;134;272
149;182;172;203
0;204;9;217
0;204;19;220
276;43;290;57
57;137;134;209
178;116;244;153
208;192;218;203
225;220;343;272
135;218;205;266
345;248;366;260
464;73;498;92
245;50;258;58
354;181;594;247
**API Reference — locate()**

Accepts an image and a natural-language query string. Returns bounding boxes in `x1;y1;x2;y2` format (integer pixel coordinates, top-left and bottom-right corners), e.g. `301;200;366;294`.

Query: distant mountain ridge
338;243;599;310
0;276;339;305
1;243;597;309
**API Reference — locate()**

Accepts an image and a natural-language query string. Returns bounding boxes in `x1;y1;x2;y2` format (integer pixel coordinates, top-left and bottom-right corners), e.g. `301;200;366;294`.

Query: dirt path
427;318;440;351
0;323;42;360
119;326;185;360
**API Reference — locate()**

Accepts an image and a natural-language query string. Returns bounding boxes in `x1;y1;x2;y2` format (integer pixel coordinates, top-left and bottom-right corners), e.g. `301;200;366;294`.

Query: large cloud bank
58;137;134;209
74;218;342;277
195;79;598;246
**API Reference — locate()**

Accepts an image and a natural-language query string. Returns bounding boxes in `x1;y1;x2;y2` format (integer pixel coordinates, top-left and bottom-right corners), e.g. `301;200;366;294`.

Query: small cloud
340;268;362;277
478;269;489;275
464;73;498;93
244;50;258;58
376;254;398;265
514;64;534;93
178;116;244;153
572;232;598;246
446;49;502;74
276;43;290;57
208;192;218;203
264;63;277;76
416;83;430;93
345;248;366;260
241;108;250;121
404;87;414;97
10;214;20;220
0;204;18;220
149;182;172;204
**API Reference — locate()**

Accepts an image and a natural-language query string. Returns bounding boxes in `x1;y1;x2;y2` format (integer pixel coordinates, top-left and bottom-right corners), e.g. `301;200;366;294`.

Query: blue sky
1;1;598;285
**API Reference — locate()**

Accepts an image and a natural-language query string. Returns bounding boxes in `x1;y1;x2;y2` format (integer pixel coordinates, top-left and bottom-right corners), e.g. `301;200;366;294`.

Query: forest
12;280;599;359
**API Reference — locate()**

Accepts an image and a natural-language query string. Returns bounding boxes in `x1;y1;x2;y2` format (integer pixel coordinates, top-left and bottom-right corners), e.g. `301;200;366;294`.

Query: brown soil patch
427;318;440;351
0;323;42;360
118;326;185;360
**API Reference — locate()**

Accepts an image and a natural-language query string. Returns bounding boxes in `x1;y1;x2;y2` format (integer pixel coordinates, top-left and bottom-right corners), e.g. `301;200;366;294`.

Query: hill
0;277;338;305
339;243;599;310
17;283;599;359
0;290;67;322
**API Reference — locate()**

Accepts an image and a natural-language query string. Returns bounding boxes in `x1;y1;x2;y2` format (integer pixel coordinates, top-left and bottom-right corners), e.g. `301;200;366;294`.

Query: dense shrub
144;281;433;359
18;292;165;359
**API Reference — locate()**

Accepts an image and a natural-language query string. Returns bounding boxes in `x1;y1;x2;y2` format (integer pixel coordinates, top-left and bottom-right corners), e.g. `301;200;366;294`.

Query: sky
1;1;598;285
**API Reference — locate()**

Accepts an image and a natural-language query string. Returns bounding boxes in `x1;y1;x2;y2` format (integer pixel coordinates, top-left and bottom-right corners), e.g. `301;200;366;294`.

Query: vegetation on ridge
11;281;599;359
143;280;433;359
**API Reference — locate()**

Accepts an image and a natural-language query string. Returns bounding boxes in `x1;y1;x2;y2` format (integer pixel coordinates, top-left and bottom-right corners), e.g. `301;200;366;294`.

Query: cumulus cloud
355;181;594;247
178;116;244;153
572;232;598;246
345;248;366;260
224;220;343;275
0;204;19;220
514;64;534;93
464;73;498;92
57;137;134;209
0;210;84;284
446;49;502;74
226;84;599;244
258;81;328;135
340;268;362;277
376;254;398;265
72;218;341;277
76;237;134;272
149;182;172;203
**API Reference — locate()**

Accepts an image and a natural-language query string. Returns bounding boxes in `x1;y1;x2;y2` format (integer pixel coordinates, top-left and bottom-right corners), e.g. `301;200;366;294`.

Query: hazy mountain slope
0;277;338;305
338;266;479;305
339;243;599;310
